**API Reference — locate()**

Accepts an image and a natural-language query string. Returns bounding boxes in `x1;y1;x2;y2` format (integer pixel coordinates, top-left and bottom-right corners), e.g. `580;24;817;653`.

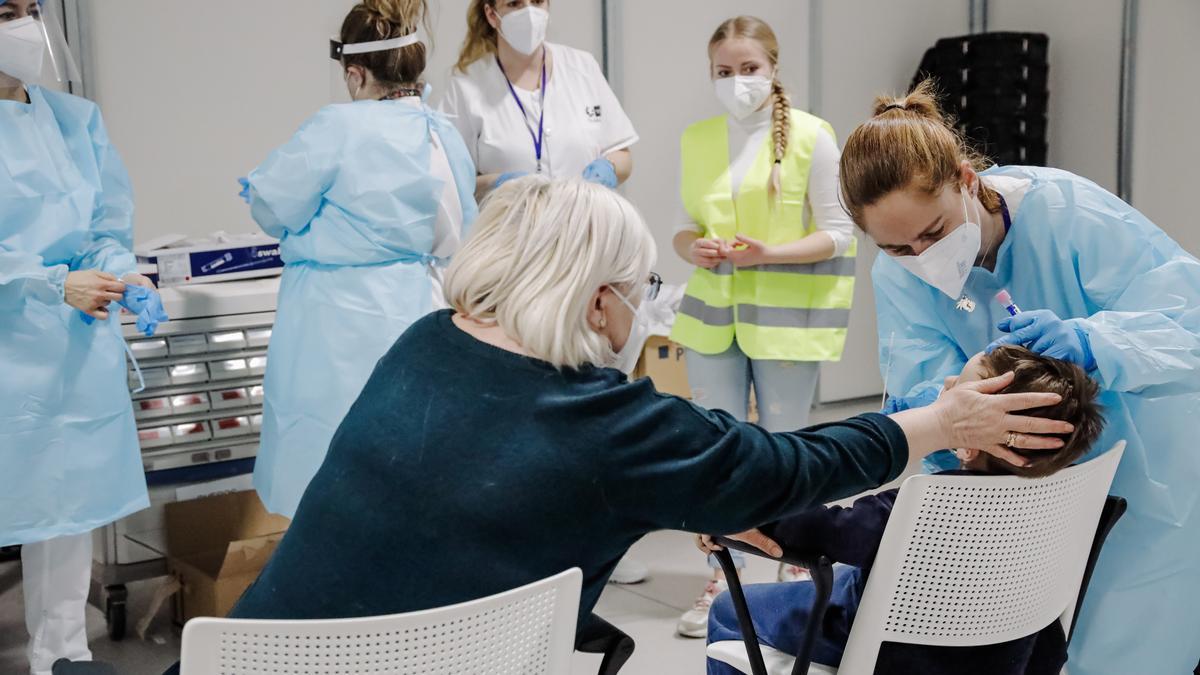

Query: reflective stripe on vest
671;109;856;361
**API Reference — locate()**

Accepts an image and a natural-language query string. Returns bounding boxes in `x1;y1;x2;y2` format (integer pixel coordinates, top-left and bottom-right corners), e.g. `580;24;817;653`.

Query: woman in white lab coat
439;0;638;200
439;0;644;585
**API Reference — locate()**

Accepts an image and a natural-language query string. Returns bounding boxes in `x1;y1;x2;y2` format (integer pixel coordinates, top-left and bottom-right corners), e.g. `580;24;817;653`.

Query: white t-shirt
676;108;854;257
438;43;638;178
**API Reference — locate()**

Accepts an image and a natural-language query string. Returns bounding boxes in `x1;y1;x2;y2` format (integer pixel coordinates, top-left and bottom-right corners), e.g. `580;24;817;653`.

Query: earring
599;317;607;329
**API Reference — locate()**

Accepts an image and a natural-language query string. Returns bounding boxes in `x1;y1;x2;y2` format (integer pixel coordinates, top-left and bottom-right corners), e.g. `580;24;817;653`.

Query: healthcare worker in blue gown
839;81;1200;675
243;0;479;519
0;1;159;672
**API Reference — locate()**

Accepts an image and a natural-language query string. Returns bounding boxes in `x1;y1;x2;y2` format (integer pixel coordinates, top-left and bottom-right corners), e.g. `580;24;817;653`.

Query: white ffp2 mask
500;6;550;56
714;75;773;121
609;287;651;376
893;190;982;300
0;17;46;84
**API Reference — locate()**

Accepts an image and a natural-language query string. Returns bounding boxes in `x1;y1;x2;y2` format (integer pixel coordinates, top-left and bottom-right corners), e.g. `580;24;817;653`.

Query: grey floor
0;399;894;675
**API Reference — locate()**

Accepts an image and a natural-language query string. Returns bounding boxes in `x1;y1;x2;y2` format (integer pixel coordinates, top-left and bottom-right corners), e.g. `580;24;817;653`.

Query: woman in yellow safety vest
671;15;857;638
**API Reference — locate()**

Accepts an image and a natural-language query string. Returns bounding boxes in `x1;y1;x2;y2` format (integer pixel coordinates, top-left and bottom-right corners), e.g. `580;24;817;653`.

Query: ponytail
840;78;1001;227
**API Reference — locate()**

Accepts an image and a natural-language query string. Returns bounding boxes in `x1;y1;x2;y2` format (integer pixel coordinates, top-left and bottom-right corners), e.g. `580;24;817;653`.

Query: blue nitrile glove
881;386;941;415
493;171;528;189
121;284;170;337
81;285;169;336
581;158;618;188
987;309;1096;370
238;177;252;204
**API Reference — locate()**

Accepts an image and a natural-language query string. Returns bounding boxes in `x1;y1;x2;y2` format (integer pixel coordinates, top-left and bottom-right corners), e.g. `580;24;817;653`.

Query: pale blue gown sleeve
0;249;68;309
0;101;133;310
246;107;345;239
72;103;137;278
1064;191;1200;393
873;260;968;407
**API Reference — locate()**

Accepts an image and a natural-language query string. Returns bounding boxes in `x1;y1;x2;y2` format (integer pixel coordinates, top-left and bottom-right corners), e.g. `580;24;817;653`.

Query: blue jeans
686;343;820;569
706;569;864;675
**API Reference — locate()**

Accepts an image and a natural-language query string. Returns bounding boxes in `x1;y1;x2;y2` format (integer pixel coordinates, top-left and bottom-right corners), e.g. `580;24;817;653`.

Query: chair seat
706;640;838;675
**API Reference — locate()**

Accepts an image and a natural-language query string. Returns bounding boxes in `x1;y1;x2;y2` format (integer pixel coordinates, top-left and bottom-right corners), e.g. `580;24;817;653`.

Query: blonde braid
769;78;791;204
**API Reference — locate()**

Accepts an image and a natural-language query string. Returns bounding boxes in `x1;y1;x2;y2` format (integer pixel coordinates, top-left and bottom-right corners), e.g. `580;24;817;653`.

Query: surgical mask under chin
893;192;982;299
0;17;46;84
714;75;773;121
500;6;550;56
921;449;961;475
608;288;651;376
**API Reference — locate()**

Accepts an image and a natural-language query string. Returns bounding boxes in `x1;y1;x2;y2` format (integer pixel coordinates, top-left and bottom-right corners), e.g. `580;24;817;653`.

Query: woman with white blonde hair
215;176;1077;646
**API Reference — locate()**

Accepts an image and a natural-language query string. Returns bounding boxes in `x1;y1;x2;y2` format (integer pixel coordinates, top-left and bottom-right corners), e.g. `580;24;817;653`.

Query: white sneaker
608;556;649;584
676;579;728;638
777;563;811;583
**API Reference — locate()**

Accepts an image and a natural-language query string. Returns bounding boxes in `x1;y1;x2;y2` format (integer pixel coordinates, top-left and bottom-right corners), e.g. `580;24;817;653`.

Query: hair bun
363;0;422;30
871;78;945;121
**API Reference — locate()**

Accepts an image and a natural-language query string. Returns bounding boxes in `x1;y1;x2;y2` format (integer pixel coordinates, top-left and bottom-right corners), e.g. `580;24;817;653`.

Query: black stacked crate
912;32;1050;166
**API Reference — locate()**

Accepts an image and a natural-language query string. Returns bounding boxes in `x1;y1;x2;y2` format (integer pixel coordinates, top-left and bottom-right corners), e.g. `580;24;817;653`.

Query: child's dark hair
979;346;1106;478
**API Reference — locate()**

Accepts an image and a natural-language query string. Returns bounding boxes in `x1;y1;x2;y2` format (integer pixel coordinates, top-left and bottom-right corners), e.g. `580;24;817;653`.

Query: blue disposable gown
874;165;1200;675
0;86;149;546
247;100;478;518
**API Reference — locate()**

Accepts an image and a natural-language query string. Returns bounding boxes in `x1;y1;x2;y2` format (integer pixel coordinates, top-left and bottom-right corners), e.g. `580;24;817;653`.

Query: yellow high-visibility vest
670;109;856;361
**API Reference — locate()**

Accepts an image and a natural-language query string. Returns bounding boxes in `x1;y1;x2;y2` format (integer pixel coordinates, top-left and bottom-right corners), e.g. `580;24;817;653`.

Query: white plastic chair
180;567;582;675
708;442;1126;675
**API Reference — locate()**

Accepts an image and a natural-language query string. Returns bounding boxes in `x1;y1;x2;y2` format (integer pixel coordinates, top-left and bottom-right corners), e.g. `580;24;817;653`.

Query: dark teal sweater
230;310;908;628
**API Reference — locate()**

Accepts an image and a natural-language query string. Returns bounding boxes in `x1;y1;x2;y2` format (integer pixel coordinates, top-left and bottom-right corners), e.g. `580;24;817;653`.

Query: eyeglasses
645;272;662;301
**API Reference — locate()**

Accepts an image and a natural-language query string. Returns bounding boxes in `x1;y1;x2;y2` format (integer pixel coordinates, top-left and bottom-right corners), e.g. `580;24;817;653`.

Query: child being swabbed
703;345;1106;675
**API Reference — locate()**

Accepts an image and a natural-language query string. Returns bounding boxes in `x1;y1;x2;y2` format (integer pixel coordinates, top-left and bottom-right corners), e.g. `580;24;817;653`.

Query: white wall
82;0;601;246
83;1;355;244
614;1;972;402
612;0;812;287
989;0;1124;192
815;2;970;402
1130;0;1200;257
79;1;1200;405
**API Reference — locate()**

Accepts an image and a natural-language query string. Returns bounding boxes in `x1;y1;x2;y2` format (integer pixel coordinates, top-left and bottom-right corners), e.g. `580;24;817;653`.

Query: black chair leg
790;558;834;675
596;637;635;675
714;548;769;675
576;613;636;675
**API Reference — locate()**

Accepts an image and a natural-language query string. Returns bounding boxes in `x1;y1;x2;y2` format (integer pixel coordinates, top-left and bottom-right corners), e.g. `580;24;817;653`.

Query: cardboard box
166;490;289;623
633;336;691;398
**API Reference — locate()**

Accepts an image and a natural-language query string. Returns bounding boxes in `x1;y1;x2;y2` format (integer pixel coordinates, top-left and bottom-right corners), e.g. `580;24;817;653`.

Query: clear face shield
0;0;80;88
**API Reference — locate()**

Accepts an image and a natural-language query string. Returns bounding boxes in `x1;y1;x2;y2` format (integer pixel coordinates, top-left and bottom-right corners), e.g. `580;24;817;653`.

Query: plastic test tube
995;289;1022;316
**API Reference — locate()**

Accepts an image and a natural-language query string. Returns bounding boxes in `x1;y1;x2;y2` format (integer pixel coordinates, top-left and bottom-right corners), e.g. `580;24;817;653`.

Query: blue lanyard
999;194;1012;232
496;52;547;173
